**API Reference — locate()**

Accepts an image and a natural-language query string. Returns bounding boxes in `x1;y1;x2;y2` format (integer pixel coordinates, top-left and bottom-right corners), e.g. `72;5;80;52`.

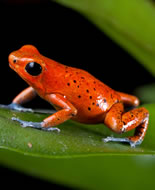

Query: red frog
1;45;149;147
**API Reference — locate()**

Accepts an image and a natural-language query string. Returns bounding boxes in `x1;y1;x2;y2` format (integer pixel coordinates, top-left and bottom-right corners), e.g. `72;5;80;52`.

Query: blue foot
12;117;60;132
0;103;33;112
102;136;142;148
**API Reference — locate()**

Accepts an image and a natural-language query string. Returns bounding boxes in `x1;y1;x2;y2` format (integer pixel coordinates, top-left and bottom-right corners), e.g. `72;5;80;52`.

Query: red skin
8;45;149;146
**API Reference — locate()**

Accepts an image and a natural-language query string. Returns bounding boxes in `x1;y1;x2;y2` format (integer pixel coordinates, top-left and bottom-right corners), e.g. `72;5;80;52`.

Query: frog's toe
0;103;34;112
42;127;60;132
9;103;34;112
102;136;139;147
12;117;42;129
129;140;142;148
103;136;129;143
0;104;8;108
12;117;60;132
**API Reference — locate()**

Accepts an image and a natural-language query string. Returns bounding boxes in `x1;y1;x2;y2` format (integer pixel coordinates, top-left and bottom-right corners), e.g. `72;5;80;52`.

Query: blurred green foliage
1;149;155;190
56;0;155;76
135;83;155;103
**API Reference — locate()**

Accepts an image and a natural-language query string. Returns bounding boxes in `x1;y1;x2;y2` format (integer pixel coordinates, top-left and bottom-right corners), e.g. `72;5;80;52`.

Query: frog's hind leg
117;91;139;107
103;103;149;147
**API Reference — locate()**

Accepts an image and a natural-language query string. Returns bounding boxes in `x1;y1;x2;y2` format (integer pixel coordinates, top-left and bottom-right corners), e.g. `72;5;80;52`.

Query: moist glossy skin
8;45;149;147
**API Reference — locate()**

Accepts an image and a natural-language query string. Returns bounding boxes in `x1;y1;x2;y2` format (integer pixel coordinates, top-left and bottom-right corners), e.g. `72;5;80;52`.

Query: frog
1;45;149;147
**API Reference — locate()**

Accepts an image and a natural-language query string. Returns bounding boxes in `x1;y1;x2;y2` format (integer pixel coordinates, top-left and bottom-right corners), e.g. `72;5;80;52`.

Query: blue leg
102;136;142;148
0;103;33;112
12;117;60;132
0;103;55;114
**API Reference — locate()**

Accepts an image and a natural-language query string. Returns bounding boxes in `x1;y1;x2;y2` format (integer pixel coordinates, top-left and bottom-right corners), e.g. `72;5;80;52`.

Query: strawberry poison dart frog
1;45;149;147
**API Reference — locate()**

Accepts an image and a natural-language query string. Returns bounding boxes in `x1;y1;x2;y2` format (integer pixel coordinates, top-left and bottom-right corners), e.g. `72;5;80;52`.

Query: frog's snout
8;53;18;70
9;53;16;64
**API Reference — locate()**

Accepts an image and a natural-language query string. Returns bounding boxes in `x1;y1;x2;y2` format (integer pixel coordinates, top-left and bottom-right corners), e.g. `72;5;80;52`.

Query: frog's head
8;45;46;91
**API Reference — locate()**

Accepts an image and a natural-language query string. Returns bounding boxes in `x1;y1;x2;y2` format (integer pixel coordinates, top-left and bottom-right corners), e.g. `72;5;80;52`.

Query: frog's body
36;60;121;124
4;45;149;147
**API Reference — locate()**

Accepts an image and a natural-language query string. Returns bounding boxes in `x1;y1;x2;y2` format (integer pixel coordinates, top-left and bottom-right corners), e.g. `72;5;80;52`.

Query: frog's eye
25;62;42;76
13;59;17;63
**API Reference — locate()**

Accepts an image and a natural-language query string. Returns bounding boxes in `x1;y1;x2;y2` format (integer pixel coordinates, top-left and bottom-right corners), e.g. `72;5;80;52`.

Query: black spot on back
88;107;91;111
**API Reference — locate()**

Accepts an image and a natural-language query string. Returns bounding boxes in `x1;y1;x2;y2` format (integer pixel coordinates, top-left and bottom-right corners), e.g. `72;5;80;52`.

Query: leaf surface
0;104;155;189
0;104;154;157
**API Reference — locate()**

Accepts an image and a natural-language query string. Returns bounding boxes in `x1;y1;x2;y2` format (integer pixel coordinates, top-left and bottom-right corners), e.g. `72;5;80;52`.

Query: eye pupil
25;62;42;76
13;59;16;63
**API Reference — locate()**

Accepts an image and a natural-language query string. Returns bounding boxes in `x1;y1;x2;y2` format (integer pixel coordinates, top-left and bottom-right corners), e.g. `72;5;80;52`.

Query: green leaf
0;104;155;189
55;0;155;76
0;104;154;157
0;104;154;189
135;83;155;103
1;149;155;190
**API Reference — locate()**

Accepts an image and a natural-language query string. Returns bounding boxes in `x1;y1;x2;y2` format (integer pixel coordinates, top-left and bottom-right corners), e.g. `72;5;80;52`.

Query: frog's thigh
103;102;149;146
117;91;139;107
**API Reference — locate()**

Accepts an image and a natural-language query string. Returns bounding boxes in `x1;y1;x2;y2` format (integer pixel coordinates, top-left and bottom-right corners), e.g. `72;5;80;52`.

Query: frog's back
48;65;121;123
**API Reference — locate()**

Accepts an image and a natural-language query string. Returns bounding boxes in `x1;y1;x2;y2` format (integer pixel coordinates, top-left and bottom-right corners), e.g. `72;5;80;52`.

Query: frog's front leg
103;102;149;147
0;87;36;112
12;93;77;132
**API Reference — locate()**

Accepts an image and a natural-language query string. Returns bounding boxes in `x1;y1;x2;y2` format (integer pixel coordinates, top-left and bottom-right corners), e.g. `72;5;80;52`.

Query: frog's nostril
9;54;17;64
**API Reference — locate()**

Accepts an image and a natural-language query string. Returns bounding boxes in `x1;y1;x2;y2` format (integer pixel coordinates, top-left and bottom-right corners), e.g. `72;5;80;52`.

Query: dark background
0;0;154;189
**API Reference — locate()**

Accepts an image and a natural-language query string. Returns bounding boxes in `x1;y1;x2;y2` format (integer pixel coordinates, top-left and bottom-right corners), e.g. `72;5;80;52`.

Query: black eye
25;62;42;76
13;59;17;63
